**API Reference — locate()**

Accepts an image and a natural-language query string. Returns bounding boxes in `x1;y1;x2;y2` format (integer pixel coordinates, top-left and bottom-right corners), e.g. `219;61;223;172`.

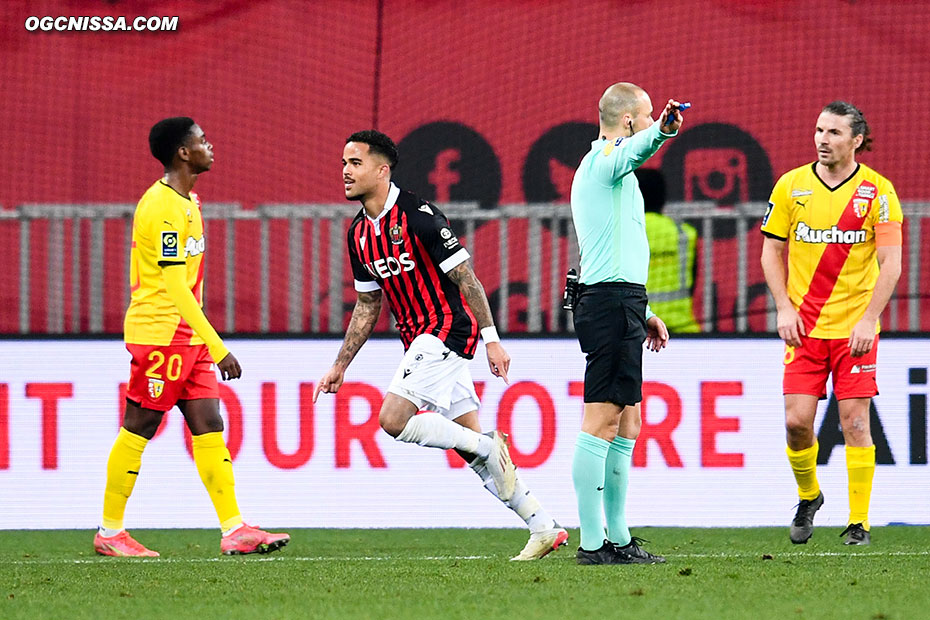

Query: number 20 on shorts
146;350;183;381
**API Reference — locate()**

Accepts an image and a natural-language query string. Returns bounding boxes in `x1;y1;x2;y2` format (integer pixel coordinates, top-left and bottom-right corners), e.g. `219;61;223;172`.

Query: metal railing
2;202;927;334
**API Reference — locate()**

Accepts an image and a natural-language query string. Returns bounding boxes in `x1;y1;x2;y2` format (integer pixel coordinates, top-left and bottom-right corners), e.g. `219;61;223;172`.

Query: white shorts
387;334;481;420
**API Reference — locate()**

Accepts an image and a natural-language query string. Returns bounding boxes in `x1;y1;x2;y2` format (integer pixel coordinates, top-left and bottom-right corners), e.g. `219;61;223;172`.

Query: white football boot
510;526;569;561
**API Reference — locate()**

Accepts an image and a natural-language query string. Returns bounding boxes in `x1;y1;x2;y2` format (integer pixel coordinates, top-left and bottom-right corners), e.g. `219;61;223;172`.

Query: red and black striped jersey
347;183;480;358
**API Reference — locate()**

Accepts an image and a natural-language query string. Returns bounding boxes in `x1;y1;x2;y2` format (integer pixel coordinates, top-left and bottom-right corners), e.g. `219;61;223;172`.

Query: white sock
98;526;123;538
470;458;555;533
396;411;492;458
222;522;245;537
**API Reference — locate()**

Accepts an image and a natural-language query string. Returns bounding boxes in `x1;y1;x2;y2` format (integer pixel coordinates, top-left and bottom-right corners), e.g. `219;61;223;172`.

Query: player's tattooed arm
447;260;494;328
314;289;382;402
334;289;382;369
448;259;511;383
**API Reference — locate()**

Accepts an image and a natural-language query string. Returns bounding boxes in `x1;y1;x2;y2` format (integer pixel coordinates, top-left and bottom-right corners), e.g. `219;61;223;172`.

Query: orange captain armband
875;221;902;247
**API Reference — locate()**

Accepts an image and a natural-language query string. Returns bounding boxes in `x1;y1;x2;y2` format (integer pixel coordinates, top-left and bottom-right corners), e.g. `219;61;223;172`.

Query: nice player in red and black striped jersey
346;182;479;358
315;131;568;560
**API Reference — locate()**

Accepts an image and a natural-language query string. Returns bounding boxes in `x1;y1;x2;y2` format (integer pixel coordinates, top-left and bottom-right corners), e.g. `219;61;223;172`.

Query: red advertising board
2;1;928;333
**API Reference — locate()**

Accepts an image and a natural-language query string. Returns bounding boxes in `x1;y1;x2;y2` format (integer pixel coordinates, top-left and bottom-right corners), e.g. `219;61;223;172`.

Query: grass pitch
2;527;929;620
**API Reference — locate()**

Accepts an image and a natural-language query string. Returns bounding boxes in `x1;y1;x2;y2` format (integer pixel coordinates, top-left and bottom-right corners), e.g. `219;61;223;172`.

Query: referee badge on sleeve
161;231;179;258
603;137;623;156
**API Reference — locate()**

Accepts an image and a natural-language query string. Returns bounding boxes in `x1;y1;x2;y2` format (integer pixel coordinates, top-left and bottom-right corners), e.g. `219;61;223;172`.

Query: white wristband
480;326;500;343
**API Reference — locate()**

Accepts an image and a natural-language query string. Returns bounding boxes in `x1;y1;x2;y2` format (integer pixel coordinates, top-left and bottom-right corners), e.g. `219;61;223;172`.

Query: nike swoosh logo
596;486;604;491
127;470;139;475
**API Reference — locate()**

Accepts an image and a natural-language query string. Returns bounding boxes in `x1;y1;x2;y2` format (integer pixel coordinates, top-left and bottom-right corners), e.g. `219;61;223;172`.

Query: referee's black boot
614;537;665;564
576;540;633;565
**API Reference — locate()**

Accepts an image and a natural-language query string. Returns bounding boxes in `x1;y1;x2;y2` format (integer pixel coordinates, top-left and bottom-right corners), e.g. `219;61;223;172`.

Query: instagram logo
661;122;773;238
684;148;750;205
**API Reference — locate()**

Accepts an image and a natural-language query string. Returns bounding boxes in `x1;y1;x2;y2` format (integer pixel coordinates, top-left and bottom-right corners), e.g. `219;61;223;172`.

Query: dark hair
149;117;196;167
346;130;398;169
822;101;872;154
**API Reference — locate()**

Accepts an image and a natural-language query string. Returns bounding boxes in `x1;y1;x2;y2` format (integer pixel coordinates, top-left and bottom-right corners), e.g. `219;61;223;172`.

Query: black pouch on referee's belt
562;268;579;311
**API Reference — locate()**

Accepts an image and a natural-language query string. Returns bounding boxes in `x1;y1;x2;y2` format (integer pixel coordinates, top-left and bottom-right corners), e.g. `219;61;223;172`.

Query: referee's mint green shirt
570;121;676;286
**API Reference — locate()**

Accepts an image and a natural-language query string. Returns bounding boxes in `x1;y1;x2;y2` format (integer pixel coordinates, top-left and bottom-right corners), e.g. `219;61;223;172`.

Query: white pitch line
0;555;494;565
669;550;930;558
2;550;930;565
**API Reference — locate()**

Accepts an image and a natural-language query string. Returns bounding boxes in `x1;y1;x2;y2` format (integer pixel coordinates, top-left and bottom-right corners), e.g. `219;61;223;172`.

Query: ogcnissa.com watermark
24;15;179;32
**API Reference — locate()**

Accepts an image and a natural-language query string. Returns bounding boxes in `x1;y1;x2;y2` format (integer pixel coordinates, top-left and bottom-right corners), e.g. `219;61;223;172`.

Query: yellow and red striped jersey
761;163;903;338
124;180;207;346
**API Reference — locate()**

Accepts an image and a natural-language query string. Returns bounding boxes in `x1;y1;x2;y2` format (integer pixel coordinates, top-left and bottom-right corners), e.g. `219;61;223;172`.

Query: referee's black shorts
572;282;648;407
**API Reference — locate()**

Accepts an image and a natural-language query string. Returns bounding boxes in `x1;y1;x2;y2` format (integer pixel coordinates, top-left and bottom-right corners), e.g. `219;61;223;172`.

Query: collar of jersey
158;179;192;201
366;182;400;224
811;162;861;192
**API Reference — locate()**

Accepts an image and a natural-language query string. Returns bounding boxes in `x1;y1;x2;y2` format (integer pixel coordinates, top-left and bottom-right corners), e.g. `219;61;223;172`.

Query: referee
569;82;681;565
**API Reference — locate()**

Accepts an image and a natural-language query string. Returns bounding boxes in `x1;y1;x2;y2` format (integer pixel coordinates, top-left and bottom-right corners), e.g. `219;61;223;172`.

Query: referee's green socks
604;436;635;546
572;432;610;551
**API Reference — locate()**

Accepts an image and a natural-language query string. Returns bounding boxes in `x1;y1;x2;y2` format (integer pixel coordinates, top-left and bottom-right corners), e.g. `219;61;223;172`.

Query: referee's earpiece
627;119;634;136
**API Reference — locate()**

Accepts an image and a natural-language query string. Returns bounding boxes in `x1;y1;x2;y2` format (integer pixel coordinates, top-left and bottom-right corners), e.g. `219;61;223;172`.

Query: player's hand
848;318;877;357
660;99;684;133
776;306;805;348
217;352;242;381
313;366;345;402
645;315;669;352
486;342;511;384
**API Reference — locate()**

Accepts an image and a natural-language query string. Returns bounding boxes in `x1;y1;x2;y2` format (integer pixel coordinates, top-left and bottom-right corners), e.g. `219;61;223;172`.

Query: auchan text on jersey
795;222;867;244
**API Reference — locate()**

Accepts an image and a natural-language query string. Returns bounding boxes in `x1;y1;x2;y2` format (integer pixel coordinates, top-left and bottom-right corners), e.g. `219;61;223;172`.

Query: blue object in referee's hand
665;102;691;126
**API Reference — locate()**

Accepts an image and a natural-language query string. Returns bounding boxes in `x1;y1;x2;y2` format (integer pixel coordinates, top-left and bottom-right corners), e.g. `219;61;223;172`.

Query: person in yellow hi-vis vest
636;168;701;333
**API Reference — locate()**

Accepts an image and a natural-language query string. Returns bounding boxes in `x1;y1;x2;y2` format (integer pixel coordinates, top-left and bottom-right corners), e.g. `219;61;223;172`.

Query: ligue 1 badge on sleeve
389;225;404;245
148;378;164;400
161;231;179;257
